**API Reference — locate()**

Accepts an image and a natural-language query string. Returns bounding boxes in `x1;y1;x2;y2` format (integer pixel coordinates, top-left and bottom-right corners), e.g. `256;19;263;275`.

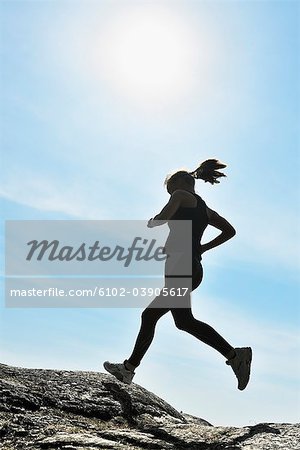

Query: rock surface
0;363;299;449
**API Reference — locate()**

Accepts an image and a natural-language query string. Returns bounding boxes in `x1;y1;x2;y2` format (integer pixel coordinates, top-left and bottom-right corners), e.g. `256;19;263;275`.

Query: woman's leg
171;307;234;358
125;295;169;368
170;259;234;359
126;255;233;368
125;253;186;368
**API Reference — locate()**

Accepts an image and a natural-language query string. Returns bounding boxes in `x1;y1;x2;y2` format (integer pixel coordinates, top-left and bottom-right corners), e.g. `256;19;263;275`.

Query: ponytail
188;159;227;185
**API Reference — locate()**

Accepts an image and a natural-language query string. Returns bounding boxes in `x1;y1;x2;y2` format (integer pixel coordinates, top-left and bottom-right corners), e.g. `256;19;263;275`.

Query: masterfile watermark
5;220;193;307
25;237;166;267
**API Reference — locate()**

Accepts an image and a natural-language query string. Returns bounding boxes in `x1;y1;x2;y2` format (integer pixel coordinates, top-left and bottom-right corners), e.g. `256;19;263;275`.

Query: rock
0;363;299;449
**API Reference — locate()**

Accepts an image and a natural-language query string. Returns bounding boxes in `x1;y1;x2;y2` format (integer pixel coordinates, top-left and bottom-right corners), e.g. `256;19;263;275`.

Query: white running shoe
226;347;252;391
103;361;135;385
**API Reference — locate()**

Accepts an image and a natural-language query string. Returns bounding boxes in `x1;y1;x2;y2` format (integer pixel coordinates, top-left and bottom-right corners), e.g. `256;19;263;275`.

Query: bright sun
96;6;199;105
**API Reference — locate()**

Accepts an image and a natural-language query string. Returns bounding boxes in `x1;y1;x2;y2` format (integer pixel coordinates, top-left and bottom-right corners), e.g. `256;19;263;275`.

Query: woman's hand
196;242;208;255
147;218;155;228
147;217;167;228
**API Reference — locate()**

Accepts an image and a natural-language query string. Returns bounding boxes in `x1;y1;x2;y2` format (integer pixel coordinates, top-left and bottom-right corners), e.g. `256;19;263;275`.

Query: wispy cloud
0;169;110;219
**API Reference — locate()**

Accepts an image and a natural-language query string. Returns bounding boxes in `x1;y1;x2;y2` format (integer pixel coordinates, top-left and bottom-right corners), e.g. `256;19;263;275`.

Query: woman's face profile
166;184;173;195
166;180;179;195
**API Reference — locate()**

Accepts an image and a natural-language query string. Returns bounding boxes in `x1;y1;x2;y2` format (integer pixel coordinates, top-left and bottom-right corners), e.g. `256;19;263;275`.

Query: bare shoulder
172;189;197;207
169;190;187;206
172;189;199;200
171;189;189;197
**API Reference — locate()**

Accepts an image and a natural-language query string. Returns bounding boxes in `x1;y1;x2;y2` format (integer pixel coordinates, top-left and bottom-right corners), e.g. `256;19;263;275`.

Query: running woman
104;159;252;390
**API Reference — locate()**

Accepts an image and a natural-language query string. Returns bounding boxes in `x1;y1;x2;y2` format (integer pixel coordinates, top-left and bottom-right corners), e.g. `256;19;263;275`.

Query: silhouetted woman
104;159;252;390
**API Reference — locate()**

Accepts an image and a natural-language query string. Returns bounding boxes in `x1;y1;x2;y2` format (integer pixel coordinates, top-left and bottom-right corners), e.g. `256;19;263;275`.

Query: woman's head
164;171;195;195
164;159;227;194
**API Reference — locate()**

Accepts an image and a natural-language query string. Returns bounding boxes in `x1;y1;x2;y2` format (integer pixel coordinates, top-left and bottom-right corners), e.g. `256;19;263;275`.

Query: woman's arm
200;207;236;253
147;190;184;228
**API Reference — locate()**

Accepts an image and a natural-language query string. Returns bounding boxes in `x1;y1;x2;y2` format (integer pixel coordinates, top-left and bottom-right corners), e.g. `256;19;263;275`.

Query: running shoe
103;361;135;385
226;347;252;390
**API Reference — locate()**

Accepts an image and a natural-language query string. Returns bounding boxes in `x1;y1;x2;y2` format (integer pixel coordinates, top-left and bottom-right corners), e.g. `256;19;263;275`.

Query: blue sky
1;0;299;427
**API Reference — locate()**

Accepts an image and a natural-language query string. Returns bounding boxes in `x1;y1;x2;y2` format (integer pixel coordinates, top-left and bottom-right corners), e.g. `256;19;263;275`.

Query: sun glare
95;6;199;105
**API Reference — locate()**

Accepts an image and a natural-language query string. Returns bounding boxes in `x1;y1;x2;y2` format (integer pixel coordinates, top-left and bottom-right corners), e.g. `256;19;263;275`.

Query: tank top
165;192;208;256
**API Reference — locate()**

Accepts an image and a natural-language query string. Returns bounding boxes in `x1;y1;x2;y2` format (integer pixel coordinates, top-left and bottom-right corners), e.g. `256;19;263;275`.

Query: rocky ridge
0;363;299;449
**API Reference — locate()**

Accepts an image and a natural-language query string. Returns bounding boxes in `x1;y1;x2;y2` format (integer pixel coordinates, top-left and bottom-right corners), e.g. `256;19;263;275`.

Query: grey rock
0;363;299;449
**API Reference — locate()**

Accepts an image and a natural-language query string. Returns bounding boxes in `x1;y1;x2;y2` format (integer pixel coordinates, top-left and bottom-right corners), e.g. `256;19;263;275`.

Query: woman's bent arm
201;207;236;254
147;190;185;227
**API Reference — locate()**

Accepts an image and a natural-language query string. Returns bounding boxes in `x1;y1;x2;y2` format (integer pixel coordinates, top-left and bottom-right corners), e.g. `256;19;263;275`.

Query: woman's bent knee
141;306;166;324
141;308;153;322
174;317;193;331
173;312;196;331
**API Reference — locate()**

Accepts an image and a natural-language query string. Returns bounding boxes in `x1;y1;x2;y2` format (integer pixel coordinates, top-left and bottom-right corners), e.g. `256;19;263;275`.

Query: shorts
164;251;203;293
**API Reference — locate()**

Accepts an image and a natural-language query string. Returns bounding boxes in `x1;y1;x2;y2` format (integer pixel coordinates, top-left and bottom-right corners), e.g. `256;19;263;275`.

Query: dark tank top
165;192;208;256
